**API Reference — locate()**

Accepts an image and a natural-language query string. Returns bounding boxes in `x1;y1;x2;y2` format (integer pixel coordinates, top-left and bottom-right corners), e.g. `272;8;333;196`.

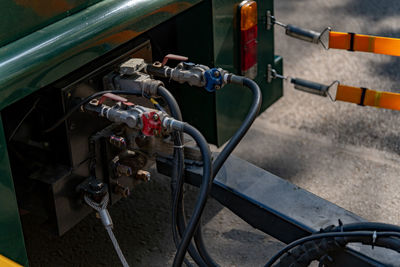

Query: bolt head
153;114;159;121
214;85;221;90
214;71;220;78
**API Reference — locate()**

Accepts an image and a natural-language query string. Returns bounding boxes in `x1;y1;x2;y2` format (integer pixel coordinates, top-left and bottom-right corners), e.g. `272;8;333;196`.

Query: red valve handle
162;54;188;66
98;93;128;104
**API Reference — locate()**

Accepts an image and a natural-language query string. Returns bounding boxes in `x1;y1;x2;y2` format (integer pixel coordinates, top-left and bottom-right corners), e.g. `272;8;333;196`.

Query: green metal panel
175;0;283;145
175;0;217;142
0;0;103;47
0;115;28;266
213;0;282;145
0;0;203;111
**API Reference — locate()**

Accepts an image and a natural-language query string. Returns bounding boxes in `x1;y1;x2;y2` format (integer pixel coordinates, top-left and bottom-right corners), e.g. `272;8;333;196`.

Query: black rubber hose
193;227;217;266
269;222;400;266
157;86;182;120
145;67;207;265
156;87;190;266
149;66;211;266
331;222;400;233
274;235;400;267
265;231;400;267
193;76;262;267
171;135;200;267
172;141;209;267
212;76;262;176
158;88;208;267
173;123;213;267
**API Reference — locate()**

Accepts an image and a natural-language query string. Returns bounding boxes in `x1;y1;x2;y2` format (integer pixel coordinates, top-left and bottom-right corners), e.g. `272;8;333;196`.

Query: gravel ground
23;0;400;266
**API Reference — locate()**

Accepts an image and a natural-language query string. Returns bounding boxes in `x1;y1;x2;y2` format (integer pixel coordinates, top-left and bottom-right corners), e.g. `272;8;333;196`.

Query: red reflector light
239;1;258;79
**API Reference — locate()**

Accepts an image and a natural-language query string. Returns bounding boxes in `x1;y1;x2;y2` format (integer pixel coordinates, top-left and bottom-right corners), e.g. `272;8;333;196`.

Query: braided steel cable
84;192;129;267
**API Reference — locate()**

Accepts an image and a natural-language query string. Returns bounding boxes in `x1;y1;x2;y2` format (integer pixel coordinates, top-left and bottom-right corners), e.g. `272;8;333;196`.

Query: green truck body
0;0;282;265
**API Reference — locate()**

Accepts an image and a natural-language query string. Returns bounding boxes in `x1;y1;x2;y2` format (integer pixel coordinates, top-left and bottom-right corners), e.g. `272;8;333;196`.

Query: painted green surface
0;115;28;266
214;0;282;145
0;0;202;111
175;0;217;142
175;0;283;145
0;0;103;47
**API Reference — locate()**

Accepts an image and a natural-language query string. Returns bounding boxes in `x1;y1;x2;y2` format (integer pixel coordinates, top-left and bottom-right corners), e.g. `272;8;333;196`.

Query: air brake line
268;11;400;57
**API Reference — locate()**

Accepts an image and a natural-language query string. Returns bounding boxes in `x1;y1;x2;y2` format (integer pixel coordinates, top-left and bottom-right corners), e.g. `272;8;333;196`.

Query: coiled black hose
157;86;209;266
171;135;209;267
144;64;209;265
331;222;400;233
269;222;400;266
274;235;400;267
265;231;400;267
173;123;213;267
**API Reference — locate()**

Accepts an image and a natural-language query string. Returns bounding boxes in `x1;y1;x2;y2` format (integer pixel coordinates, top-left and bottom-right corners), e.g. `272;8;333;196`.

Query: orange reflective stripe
353;34;375;53
376;91;400;110
336;85;400;111
336;85;363;104
329;31;400;57
329;32;349;50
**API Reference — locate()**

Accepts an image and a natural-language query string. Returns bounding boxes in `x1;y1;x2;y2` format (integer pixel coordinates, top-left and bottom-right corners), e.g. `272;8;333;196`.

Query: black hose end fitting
227;74;244;86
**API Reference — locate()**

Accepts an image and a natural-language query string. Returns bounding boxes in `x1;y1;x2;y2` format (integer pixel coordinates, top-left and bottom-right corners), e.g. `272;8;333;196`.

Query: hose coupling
162;117;185;132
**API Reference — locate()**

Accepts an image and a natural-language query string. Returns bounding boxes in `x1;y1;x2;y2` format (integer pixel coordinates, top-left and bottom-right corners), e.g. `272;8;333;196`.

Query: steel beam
156;154;400;266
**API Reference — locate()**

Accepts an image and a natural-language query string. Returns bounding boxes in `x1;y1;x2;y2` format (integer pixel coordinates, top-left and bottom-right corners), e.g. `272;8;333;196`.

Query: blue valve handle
204;68;223;92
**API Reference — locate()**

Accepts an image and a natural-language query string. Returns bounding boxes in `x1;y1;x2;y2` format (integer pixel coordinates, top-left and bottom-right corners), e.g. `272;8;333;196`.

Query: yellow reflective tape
0;255;22;267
